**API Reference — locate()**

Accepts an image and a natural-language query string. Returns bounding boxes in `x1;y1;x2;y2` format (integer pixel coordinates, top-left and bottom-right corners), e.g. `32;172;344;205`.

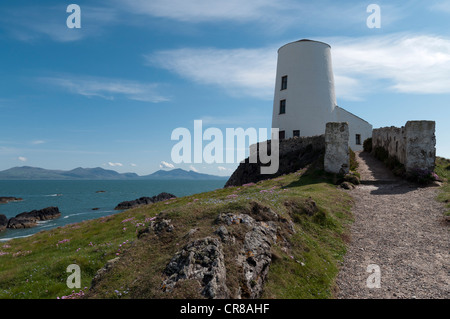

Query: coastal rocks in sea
115;192;176;210
7;206;61;229
0;197;23;204
0;214;8;232
162;237;231;299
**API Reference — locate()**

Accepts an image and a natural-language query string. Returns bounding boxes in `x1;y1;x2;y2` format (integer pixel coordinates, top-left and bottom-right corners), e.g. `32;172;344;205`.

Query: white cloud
130;163;137;167
18;156;27;162
39;75;169;103
147;47;277;99
1;5;118;42
31;140;45;145
108;162;123;167
148;34;450;101
218;166;228;171
330;34;450;96
189;165;198;172
159;161;175;169
117;0;286;23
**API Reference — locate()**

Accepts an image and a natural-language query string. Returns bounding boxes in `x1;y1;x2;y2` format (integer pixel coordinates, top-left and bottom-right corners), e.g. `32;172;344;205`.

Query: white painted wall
271;39;372;150
335;106;372;151
272;40;337;139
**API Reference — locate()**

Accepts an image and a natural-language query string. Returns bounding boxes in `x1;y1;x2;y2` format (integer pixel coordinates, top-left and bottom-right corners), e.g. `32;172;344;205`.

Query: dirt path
335;151;449;299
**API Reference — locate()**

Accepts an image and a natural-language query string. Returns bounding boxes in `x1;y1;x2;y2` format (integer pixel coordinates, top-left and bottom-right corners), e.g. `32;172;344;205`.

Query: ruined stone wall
324;122;349;174
372;121;436;172
225;135;325;187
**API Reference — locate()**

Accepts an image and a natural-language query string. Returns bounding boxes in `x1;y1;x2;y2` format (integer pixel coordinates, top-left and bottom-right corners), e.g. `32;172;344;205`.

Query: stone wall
324;122;349;174
372;121;436;172
225;135;325;187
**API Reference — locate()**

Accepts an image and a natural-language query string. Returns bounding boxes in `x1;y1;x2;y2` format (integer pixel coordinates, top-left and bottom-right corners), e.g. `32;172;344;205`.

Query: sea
0;180;225;241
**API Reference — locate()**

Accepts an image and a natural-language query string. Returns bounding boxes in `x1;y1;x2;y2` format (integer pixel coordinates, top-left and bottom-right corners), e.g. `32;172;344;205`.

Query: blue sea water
0;180;225;241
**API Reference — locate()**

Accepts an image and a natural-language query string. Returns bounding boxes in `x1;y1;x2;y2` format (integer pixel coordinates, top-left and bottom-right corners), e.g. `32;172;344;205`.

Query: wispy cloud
31;140;46;145
330;34;450;97
108;162;123;167
39;75;169;103
146;48;277;100
160;161;175;169
114;0;400;32
18;156;27;162
148;34;450;101
1;5;118;42
115;0;286;23
189;165;198;172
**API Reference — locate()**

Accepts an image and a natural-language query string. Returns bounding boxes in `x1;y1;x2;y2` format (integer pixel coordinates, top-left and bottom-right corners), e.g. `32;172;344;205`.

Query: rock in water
0;197;23;204
7;206;61;229
115;192;176;210
0;214;8;232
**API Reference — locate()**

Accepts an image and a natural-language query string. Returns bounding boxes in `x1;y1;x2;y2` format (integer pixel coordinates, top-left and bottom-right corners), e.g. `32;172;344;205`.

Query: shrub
406;168;439;185
363;138;372;153
349;148;358;172
373;146;389;162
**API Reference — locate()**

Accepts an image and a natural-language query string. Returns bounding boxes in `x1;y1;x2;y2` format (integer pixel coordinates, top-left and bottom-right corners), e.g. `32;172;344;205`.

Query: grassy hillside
435;157;450;216
0;166;353;299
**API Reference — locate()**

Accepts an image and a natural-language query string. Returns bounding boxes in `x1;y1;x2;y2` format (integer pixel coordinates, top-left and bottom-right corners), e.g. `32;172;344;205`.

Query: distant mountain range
0;166;229;181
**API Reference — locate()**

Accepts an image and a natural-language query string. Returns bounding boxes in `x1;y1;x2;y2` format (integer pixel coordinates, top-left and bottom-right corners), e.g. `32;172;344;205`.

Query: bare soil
335;151;449;299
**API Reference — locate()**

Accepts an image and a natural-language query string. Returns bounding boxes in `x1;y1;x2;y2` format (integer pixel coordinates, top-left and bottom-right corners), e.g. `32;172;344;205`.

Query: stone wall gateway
372;120;436;173
324;122;349;174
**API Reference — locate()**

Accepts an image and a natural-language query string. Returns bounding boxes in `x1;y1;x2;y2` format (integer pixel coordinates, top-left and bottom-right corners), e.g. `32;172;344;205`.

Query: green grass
0;167;353;299
435;157;450;216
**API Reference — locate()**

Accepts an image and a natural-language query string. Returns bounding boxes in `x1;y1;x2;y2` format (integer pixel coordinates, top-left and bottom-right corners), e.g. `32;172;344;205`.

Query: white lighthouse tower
271;39;372;151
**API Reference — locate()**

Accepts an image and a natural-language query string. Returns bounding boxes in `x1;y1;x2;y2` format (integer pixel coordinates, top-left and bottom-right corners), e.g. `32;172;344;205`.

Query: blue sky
0;0;449;176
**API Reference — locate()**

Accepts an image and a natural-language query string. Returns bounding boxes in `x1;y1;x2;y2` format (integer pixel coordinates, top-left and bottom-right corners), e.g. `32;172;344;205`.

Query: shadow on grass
283;164;337;189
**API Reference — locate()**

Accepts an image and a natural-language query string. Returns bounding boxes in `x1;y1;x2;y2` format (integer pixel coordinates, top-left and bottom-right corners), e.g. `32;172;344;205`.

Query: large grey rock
162;237;230;299
216;211;278;298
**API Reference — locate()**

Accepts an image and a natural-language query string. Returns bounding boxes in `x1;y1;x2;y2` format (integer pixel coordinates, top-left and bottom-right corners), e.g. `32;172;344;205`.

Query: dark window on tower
293;130;300;137
281;75;288;90
279;99;286;114
279;130;285;140
356;134;361;145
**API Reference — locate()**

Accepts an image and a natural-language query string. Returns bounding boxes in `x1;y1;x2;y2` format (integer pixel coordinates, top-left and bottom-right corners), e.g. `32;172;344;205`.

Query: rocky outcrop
0;197;22;204
162;237;230;299
215;210;279;298
115;192;176;210
90;257;121;289
7;206;61;229
159;202;294;299
137;217;174;238
0;214;8;232
225;135;325;187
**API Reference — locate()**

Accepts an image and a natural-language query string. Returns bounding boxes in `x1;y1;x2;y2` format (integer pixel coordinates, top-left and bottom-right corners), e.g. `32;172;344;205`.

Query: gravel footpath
335;152;449;299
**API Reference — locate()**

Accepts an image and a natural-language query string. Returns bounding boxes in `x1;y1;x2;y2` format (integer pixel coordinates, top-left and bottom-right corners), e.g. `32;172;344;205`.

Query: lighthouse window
279;99;286;114
281;75;288;90
356;134;361;145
